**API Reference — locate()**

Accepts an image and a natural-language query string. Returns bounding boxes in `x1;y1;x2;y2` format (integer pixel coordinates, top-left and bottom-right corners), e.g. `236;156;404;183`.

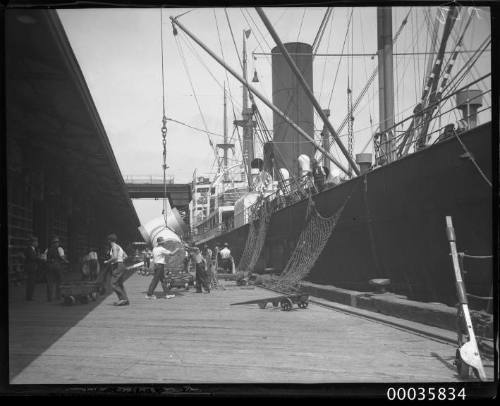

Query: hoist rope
160;9;169;225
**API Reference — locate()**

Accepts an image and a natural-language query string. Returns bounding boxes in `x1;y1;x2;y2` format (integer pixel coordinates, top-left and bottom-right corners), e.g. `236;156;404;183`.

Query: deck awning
6;8;141;241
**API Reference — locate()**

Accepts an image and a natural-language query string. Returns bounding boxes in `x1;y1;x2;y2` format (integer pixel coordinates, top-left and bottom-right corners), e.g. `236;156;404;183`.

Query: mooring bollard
369;278;391;293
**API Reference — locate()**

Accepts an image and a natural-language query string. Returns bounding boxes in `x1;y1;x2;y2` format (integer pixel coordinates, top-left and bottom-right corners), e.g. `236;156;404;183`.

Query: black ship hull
203;123;492;307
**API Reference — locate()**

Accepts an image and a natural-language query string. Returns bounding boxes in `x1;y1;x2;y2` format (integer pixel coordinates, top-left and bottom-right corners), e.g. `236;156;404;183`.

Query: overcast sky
57;6;491;225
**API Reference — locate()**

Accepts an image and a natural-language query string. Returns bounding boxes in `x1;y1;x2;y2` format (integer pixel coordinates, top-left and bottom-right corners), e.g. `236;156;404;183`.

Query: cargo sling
237;198;273;272
270;195;349;293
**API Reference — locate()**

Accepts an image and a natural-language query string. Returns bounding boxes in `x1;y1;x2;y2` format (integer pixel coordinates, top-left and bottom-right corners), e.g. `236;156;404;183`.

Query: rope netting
237;198;273;272
268;196;348;293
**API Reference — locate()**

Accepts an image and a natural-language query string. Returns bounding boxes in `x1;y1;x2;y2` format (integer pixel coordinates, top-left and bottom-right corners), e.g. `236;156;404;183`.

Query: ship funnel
456;89;482;129
356;153;372;174
272;42;314;178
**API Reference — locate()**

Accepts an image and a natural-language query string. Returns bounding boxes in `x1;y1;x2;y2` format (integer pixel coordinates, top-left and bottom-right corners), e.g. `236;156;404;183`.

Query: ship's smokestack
356;153;372;174
456;89;482;129
272;42;314;178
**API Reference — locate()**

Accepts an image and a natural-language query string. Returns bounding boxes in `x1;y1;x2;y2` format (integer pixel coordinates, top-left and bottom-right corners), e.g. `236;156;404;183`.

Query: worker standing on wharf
219;243;233;274
143;249;151;271
187;245;210;293
24;236;42;301
96;245;112;294
213;244;220;272
87;248;99;280
104;234;129;306
204;244;218;289
45;236;69;302
146;237;179;299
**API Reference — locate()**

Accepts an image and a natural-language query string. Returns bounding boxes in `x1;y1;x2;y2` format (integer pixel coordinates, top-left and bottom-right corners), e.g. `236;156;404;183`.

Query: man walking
204;245;218;289
104;234;129;306
146;237;178;300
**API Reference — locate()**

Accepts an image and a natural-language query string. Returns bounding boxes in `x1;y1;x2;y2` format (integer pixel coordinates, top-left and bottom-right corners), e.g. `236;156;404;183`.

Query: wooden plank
8;272;492;384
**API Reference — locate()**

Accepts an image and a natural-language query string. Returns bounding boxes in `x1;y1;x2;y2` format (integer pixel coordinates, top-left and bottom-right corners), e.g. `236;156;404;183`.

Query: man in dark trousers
45;236;69;302
145;236;179;299
187;246;210;293
104;233;129;306
219;243;233;273
24;236;41;301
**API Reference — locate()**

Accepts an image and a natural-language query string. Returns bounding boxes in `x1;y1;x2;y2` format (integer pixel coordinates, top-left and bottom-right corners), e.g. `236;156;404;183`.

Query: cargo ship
174;6;492;307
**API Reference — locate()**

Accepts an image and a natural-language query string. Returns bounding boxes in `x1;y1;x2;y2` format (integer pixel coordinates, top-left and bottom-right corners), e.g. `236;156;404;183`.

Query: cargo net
237;198;273;272
267;197;348;294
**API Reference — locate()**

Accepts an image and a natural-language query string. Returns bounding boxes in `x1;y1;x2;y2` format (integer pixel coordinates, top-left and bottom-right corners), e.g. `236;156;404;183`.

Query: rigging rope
452;131;492;188
318;9;335;104
216;9;251;184
165;117;224;138
174;34;217;155
326;8;353;110
312;8;333;55
327;7;412;153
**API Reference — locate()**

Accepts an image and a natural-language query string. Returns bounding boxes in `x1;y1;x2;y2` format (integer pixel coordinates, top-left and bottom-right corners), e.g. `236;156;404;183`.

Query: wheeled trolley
231;294;310;311
163;271;195;291
60;281;101;305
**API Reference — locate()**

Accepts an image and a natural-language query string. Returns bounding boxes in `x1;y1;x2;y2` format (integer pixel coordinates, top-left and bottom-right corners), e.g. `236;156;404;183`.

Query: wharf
8;271;494;384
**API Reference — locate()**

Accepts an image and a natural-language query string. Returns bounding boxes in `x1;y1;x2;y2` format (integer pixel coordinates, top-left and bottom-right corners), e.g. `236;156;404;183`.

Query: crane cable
159;9;170;226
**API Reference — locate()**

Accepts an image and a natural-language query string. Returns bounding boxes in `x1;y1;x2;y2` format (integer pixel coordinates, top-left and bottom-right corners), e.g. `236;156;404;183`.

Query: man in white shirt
146;237;179;299
219;243;233;273
104;234;129;306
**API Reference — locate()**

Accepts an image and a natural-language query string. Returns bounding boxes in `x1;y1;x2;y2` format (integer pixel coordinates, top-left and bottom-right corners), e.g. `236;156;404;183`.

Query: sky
57;6;491;225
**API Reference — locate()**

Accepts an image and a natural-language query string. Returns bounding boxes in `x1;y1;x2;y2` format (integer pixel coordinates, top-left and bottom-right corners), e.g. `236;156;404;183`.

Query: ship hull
203;123;492;307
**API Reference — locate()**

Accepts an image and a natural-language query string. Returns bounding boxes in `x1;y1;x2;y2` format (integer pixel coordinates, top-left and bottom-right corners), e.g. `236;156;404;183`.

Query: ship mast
377;7;395;164
223;84;228;181
217;84;234;183
241;30;254;181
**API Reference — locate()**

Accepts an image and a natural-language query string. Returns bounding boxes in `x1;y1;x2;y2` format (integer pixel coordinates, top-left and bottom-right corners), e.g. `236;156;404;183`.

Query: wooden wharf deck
8;271;493;384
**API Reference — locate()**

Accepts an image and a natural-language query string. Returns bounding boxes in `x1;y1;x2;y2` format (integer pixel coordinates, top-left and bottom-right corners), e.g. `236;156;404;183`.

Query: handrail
124;175;175;184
